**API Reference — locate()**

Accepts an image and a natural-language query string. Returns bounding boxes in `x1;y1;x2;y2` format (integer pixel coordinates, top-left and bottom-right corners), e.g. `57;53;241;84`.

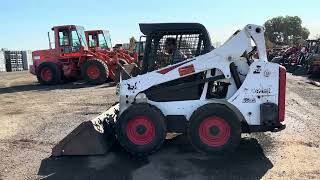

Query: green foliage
264;16;310;45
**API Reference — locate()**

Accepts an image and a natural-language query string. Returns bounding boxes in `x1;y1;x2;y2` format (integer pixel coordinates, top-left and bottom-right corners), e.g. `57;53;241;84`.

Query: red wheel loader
30;25;124;85
52;23;286;157
85;30;138;64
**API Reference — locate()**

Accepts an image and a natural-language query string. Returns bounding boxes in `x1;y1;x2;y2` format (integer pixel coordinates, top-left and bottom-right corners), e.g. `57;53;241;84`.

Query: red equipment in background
85;30;138;64
30;25;131;85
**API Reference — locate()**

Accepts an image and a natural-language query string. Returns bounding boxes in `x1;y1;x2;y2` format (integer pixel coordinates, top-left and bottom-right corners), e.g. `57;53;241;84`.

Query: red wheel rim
199;116;231;147
41;67;52;81
87;64;100;79
126;116;155;145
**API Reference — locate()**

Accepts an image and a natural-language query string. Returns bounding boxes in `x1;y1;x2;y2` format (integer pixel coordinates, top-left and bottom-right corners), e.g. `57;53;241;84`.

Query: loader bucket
115;62;140;83
52;103;119;156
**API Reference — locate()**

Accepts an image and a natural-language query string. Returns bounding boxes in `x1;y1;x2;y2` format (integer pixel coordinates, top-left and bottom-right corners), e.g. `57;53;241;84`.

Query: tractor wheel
115;103;166;156
81;59;109;85
36;62;62;85
188;104;241;154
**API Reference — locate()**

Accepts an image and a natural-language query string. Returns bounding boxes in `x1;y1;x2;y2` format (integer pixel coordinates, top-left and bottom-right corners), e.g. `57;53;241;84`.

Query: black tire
36;62;62;85
188;104;241;154
81;59;109;85
115;103;166;156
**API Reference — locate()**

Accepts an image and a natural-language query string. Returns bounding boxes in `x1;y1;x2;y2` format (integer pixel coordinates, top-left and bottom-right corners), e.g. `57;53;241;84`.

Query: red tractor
85;30;138;65
31;25;122;85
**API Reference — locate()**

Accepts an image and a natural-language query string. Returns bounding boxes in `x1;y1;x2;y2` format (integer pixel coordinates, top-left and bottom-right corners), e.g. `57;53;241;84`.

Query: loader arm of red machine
114;49;137;64
86;50;115;64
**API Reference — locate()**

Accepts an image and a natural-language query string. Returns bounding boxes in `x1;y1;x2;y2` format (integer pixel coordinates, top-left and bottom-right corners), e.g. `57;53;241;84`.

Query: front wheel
36;62;62;85
115;103;166;156
81;59;109;85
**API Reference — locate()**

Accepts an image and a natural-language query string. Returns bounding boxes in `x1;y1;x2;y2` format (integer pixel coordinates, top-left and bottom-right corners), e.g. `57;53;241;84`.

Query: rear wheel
81;59;109;85
188;104;241;154
36;62;61;85
115;103;166;156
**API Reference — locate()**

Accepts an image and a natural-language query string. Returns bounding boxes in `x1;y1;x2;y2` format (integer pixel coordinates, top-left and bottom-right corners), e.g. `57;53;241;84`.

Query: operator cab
85;30;112;49
52;25;88;53
139;23;214;74
117;23;214;81
116;23;217;100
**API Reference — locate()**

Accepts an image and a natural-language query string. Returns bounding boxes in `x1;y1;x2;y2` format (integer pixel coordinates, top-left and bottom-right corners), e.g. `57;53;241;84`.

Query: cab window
98;33;108;49
71;30;81;48
88;34;98;47
147;32;204;71
58;30;70;46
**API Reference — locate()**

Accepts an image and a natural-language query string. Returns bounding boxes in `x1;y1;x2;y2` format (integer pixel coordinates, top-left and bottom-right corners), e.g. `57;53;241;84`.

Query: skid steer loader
52;23;286;156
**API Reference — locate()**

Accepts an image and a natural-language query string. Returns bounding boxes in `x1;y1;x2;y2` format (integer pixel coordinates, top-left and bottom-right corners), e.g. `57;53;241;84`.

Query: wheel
115;103;166;156
81;59;109;85
36;62;62;85
188;104;241;154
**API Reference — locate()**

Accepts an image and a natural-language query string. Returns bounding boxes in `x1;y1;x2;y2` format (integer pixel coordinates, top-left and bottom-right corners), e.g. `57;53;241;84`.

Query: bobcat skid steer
52;23;286;157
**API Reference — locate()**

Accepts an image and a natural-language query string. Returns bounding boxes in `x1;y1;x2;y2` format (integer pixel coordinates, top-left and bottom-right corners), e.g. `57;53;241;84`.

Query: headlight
135;93;147;103
33;56;41;60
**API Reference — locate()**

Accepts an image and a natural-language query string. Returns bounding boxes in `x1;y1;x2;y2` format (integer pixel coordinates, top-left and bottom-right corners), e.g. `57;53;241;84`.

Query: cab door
55;27;82;57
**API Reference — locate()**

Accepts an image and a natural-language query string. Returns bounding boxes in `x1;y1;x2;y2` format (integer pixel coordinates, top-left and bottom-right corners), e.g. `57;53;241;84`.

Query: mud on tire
36;62;62;85
115;103;166;156
81;59;109;85
188;104;241;154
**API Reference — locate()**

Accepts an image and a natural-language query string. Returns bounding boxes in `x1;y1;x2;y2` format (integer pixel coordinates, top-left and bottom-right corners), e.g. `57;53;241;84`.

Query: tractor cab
306;39;320;54
134;36;146;63
85;30;112;50
52;25;88;53
31;25;89;76
140;23;213;73
117;23;214;80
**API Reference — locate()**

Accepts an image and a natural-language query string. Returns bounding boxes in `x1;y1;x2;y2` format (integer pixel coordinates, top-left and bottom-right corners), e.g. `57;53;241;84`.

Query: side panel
228;61;279;125
32;49;61;72
147;99;245;122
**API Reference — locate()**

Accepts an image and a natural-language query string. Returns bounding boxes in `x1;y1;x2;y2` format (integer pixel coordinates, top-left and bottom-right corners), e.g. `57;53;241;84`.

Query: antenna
48;32;52;49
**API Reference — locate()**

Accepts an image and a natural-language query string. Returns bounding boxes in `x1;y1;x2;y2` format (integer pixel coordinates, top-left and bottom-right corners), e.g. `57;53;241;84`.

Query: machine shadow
0;81;115;95
38;137;273;180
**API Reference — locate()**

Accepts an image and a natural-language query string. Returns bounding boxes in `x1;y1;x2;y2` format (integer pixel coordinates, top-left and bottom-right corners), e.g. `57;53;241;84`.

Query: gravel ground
0;71;319;180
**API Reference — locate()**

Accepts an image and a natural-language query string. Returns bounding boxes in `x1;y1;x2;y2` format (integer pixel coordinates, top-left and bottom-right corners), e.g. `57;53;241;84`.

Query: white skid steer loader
52;23;286;156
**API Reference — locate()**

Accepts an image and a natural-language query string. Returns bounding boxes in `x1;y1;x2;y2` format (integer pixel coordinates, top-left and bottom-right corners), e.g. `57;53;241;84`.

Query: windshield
102;31;112;48
76;27;88;47
135;41;146;53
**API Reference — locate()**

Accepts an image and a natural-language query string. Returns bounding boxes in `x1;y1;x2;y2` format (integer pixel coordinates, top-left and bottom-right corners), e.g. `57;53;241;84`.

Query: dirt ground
0;71;319;180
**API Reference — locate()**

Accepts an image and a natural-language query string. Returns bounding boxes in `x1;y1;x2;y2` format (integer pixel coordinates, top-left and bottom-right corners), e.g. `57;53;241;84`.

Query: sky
0;0;319;50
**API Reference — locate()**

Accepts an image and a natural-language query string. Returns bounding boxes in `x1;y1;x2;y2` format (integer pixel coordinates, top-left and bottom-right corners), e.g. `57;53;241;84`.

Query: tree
264;16;310;45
